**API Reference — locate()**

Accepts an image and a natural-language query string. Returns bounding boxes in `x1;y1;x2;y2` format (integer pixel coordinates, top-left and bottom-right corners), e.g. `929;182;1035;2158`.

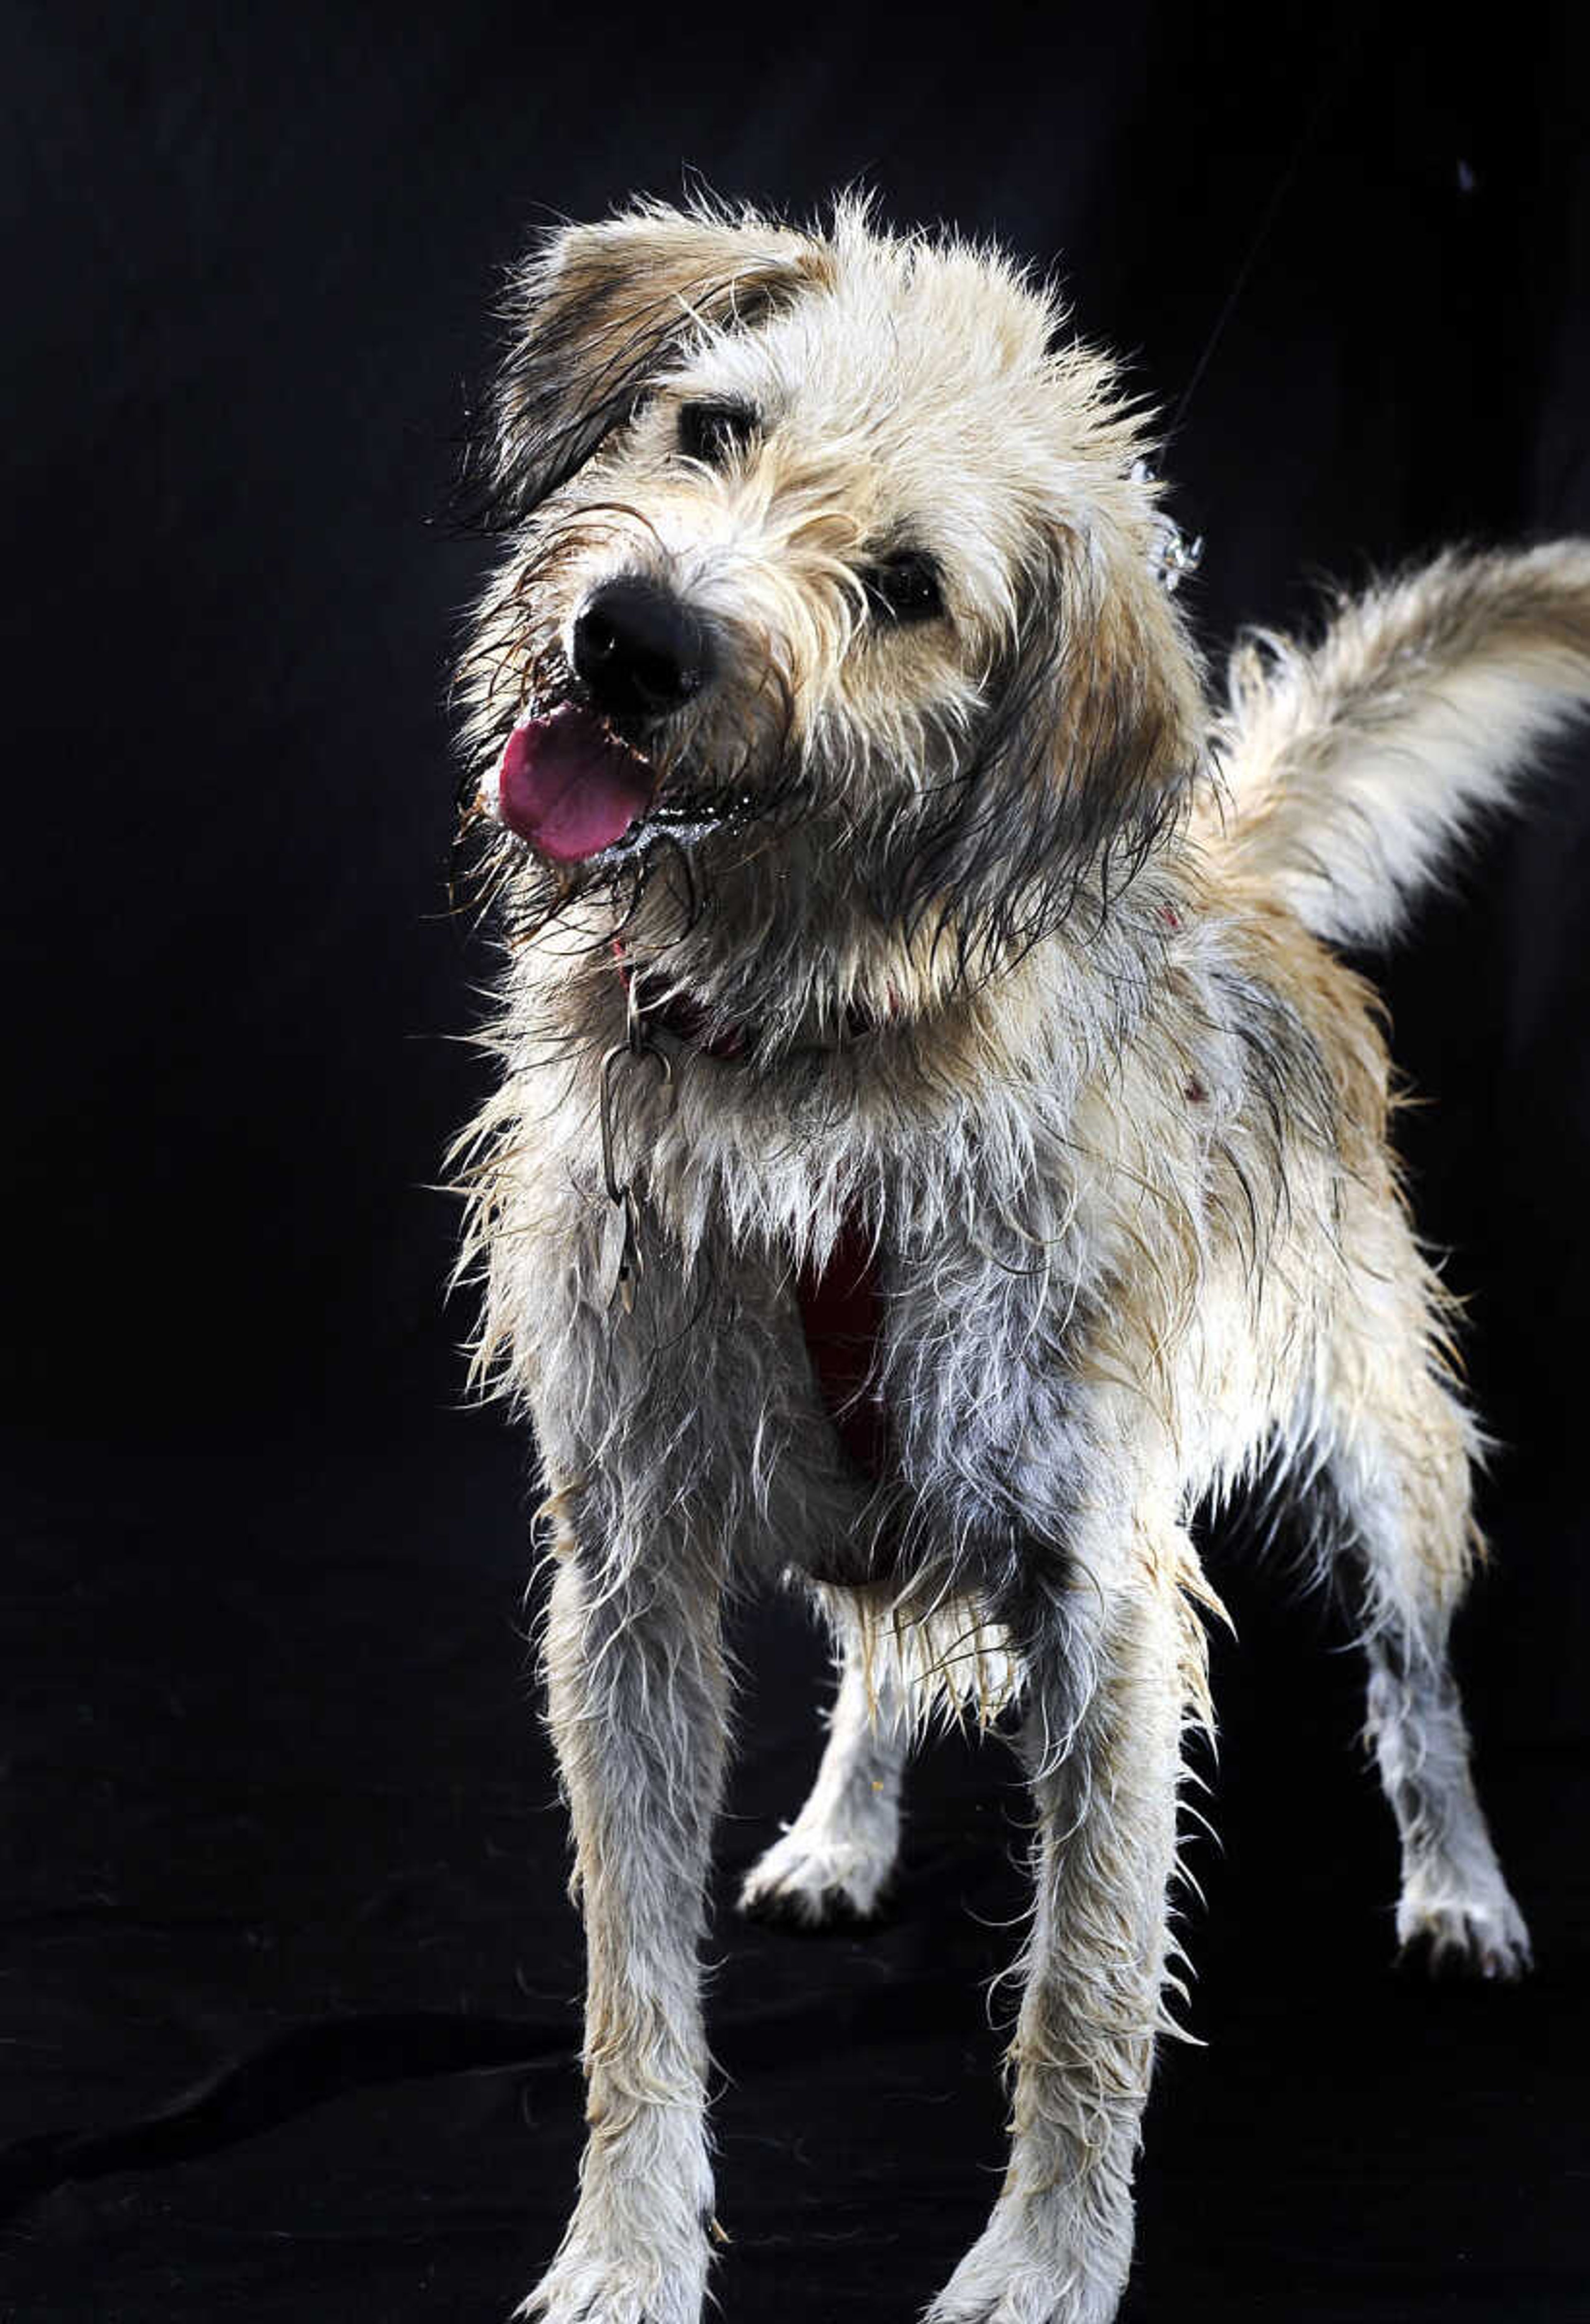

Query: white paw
1396;1878;1534;1981
738;1820;894;1926
923;2197;1128;2324
514;2236;708;2324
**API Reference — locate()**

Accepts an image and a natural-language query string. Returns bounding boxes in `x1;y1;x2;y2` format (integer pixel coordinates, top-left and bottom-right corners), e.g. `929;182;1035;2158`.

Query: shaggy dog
452;198;1588;2324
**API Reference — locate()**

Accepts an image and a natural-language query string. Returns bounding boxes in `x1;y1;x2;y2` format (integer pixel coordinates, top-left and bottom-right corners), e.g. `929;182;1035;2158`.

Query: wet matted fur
451;197;1590;2324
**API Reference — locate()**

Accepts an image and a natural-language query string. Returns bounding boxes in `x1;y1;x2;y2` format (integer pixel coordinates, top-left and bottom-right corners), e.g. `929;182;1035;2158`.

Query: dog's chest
791;1175;1103;1546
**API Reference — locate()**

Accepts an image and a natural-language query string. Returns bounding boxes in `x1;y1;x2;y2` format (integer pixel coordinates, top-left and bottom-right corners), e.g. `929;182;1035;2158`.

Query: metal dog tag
597;1190;642;1314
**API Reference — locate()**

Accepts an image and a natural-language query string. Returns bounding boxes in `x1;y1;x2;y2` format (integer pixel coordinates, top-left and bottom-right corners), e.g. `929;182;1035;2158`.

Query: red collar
610;939;889;1061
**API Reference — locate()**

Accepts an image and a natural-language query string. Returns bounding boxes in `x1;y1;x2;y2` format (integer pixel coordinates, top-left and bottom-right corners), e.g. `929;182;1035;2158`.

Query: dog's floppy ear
1045;520;1206;863
910;506;1207;962
478;205;823;525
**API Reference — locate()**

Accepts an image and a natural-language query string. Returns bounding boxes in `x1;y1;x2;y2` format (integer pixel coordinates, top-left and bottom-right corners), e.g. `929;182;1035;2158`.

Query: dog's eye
861;549;945;626
677;400;759;466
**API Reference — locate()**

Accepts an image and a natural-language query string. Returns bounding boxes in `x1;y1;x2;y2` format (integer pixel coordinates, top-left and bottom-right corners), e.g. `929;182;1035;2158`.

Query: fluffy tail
1206;541;1590;946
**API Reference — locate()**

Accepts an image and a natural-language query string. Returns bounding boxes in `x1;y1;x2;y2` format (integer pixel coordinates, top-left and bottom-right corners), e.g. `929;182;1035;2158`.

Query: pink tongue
496;705;656;862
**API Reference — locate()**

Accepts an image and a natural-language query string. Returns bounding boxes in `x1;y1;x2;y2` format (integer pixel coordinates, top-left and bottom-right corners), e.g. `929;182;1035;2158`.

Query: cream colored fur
1206;541;1590;945
448;198;1588;2324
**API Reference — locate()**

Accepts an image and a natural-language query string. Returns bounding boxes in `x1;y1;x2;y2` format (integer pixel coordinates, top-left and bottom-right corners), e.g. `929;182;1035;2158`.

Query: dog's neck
610;939;892;1065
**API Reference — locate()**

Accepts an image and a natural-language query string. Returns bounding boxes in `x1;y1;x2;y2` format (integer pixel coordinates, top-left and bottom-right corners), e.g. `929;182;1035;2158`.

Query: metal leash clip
596;972;672;1315
1132;460;1205;595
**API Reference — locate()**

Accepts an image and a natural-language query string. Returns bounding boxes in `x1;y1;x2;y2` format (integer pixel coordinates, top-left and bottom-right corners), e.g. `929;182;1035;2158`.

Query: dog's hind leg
1316;1233;1532;1980
740;1592;910;1926
928;1512;1201;2324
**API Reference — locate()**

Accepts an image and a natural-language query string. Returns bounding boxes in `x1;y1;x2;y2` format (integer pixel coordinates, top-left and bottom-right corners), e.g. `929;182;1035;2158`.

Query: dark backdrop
3;5;1588;2320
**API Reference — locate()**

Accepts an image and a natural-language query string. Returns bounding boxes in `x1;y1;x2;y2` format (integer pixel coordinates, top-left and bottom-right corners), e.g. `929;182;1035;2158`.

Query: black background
4;5;1589;2319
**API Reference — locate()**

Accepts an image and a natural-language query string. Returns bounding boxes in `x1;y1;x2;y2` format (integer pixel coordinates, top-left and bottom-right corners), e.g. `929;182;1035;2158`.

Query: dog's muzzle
490;578;722;863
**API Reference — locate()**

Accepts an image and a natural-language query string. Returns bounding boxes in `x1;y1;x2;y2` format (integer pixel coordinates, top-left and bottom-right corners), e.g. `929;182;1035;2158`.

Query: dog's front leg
929;1541;1196;2324
520;1529;728;2324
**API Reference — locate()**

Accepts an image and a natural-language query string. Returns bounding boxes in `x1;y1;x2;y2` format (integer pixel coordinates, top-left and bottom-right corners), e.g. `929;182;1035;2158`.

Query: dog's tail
1205;541;1590;946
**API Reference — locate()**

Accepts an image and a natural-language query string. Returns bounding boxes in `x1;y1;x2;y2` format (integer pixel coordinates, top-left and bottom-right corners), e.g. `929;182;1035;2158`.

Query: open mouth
491;703;745;865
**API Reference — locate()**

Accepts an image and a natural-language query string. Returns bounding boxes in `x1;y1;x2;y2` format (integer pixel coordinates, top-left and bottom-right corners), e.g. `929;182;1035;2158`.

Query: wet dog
453;197;1588;2323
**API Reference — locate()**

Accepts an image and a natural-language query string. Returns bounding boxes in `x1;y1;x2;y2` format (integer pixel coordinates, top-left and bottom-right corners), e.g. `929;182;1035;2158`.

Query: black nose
571;578;713;721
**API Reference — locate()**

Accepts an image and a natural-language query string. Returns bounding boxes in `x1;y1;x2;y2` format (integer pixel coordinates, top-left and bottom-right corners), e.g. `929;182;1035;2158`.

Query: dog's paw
513;2239;706;2324
1396;1880;1534;1982
923;2200;1127;2324
737;1824;893;1928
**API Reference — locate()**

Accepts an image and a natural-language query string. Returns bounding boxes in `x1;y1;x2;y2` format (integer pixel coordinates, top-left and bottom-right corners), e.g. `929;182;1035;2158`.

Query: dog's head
459;198;1205;1015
